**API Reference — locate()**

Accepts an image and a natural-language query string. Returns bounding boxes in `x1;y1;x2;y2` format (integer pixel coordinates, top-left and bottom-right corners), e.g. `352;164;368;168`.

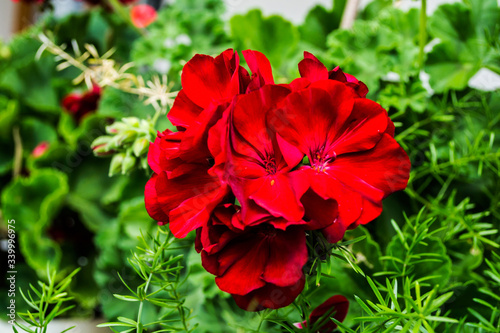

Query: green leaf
2;168;69;231
379;81;428;114
230;9;300;72
0;95;19;140
426;1;500;92
131;0;228;77
299;0;346;50
20;117;58;153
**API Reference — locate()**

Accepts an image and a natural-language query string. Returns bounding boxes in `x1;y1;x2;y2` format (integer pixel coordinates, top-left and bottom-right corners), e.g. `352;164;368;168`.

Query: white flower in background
382;71;401;82
153;58;172;75
424;38;441;53
419;71;434;95
469;68;500;91
175;34;192;46
163;37;176;48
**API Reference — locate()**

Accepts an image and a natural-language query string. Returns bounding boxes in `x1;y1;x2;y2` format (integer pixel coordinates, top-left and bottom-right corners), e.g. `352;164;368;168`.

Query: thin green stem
137;271;153;332
12;126;22;179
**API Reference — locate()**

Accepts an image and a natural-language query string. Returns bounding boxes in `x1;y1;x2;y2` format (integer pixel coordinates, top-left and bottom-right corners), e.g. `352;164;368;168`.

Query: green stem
418;0;427;70
12;126;22;179
137;273;153;332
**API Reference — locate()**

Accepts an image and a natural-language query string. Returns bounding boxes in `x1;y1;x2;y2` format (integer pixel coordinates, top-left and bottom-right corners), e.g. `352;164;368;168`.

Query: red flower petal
167;90;204;128
248;173;304;223
262;227;308;286
309;295;349;332
298;52;328;82
232;275;305;311
181;52;235;108
331;133;410;200
144;173;169;223
155;168;228;238
271;82;355;154
330;98;388;156
215;235;268;294
242;50;275;91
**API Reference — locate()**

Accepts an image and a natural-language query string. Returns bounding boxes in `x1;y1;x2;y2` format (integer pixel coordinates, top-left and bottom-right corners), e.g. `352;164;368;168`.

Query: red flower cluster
62;85;101;122
145;50;410;311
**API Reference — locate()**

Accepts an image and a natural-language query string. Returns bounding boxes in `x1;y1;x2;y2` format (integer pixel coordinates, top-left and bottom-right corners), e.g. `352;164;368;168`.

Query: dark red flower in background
62;85;101;122
11;0;45;4
295;295;349;332
145;49;410;312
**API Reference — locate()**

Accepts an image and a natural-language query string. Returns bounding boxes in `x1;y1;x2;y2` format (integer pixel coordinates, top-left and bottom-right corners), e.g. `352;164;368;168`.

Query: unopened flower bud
132;137;150;157
109;153;125;177
140;157;149;170
115;130;138;145
106;122;128;134
93;143;114;157
121;154;136;174
122;117;140;127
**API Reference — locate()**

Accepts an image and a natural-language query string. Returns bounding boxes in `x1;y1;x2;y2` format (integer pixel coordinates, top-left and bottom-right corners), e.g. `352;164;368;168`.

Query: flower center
258;224;277;238
311;146;336;172
264;157;277;175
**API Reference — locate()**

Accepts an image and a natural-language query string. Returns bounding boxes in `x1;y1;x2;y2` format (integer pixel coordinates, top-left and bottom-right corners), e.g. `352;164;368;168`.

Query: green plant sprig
98;227;196;333
13;266;80;333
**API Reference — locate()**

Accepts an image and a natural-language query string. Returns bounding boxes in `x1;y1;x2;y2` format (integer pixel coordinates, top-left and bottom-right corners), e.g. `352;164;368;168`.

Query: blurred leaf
350;226;384;273
117;196;154;241
230;9;300;72
20;117;58;152
426;1;500;92
132;0;228;78
0;95;19;140
2;168;68;231
299;0;346;50
2;169;68;276
379;80;428;113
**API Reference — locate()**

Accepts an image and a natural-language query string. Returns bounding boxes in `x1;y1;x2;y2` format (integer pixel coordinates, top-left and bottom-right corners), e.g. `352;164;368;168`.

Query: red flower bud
32;141;49;158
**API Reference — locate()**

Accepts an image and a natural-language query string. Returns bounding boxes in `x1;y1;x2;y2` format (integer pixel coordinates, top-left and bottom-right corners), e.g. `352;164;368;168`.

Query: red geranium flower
270;80;410;242
295;295;349;332
146;49;410;312
62;85;101;122
196;205;307;311
145;50;275;238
